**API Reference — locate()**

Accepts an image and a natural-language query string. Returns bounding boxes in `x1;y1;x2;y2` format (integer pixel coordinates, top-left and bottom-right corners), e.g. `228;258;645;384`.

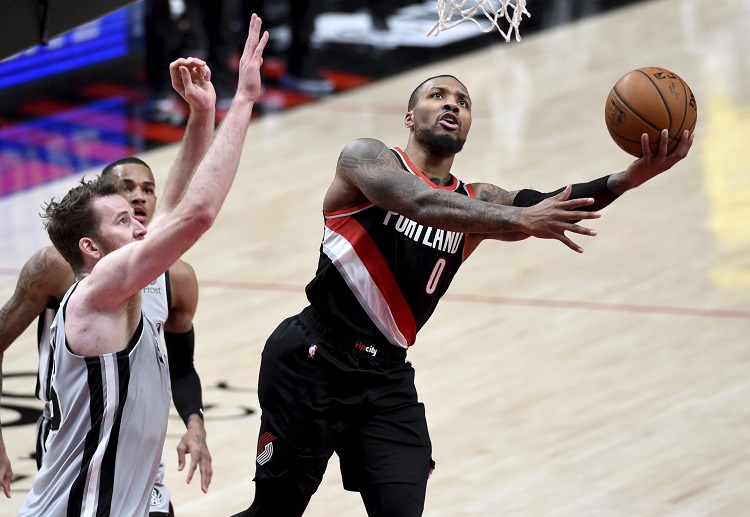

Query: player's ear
79;238;102;261
405;111;414;129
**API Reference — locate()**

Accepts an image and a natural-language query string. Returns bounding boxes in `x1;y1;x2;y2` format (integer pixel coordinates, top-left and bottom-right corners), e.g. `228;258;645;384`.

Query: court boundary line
2;271;746;320
197;278;750;320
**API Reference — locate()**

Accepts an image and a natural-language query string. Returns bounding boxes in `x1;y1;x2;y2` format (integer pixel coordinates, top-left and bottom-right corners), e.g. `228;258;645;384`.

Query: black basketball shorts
253;306;433;493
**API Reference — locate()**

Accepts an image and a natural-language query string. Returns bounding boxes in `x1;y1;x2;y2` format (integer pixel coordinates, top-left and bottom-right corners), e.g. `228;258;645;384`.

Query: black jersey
305;147;475;348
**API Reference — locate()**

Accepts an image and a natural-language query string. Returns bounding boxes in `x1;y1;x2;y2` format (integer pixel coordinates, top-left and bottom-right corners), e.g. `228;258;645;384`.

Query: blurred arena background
3;1;750;516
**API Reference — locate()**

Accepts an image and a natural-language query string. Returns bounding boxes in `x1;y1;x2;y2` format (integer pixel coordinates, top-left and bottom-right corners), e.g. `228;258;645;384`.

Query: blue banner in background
0;3;142;90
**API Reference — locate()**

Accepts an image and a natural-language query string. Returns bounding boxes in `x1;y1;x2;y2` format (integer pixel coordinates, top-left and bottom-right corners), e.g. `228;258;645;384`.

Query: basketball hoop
428;0;530;42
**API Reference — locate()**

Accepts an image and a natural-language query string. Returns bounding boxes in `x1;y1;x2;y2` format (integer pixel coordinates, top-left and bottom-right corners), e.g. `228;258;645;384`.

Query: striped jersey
305;147;474;348
33;273;170;462
20;282;171;516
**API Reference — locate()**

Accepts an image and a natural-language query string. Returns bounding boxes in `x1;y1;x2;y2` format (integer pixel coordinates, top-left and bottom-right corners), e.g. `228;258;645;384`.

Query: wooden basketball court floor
2;0;750;514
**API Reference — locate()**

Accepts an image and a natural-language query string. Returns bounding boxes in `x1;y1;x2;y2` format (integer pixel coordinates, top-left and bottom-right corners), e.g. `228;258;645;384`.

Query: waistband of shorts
299;306;408;362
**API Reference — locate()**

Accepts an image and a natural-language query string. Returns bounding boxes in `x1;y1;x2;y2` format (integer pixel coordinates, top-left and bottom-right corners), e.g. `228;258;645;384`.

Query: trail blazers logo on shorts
256;431;277;465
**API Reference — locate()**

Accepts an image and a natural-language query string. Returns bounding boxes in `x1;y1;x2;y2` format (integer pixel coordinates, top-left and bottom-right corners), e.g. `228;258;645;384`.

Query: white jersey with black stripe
20;282;172;516
34;272;170;466
36;272;169;404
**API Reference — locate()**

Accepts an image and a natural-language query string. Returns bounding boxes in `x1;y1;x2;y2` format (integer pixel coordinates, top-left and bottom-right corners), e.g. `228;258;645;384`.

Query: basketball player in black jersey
230;75;693;517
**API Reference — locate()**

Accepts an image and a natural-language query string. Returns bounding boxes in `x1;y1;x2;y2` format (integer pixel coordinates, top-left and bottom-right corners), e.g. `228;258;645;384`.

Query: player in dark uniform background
230;74;694;516
0;53;220;513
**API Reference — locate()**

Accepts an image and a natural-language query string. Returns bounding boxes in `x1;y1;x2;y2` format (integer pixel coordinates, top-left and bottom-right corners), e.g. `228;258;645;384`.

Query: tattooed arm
463;128;696;255
323;138;600;252
0;246;75;497
459;183;531;256
0;247;74;351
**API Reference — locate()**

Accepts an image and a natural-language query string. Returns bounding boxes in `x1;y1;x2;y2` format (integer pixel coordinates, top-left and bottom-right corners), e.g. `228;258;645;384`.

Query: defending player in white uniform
15;15;269;515
20;282;172;515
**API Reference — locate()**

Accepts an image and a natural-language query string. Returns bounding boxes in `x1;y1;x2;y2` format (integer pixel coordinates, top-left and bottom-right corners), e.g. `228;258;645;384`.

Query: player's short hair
407;75;467;111
43;175;121;274
102;157;151;177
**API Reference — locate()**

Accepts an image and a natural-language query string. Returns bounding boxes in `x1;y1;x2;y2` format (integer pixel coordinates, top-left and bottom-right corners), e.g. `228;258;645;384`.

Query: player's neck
402;144;455;186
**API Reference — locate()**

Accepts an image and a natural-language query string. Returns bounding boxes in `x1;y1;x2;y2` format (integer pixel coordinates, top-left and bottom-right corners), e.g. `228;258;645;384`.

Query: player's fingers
565;222;598;236
640;132;651;156
200;456;213;492
169;61;184;83
558;234;585;253
564;210;600;223
676;130;693;156
184;57;206;67
659;129;669;156
558;198;596;211
2;475;10;498
552;184;572;201
244;14;261;54
179;65;193;88
176;445;186;472
185;454;199;485
255;31;270;60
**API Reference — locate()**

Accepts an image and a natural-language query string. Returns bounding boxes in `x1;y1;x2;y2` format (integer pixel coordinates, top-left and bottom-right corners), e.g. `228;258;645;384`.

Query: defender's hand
169;57;216;113
235;13;269;105
0;441;12;498
176;415;212;493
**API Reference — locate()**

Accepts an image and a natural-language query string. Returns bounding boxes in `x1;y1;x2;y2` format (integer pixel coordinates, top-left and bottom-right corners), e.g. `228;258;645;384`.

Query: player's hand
519;184;600;253
176;415;212;493
169;57;216;113
0;441;13;498
621;129;695;190
235;13;269;104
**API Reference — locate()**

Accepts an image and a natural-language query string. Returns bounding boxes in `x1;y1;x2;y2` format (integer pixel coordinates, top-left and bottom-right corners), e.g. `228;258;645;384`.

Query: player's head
43;176;147;275
405;75;471;156
102;156;156;226
102;157;157;226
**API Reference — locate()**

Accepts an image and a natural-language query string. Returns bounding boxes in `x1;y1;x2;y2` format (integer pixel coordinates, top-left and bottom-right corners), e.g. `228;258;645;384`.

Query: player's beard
416;123;466;156
95;233;132;257
96;238;119;257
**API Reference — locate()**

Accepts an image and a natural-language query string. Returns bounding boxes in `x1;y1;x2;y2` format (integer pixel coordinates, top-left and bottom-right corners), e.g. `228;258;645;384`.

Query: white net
428;0;530;41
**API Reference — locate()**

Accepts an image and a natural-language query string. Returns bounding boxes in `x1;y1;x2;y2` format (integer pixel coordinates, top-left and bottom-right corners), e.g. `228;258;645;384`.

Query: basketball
604;66;697;157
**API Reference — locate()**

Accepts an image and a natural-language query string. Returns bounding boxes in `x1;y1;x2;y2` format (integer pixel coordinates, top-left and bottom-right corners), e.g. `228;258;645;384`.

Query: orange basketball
605;67;697;157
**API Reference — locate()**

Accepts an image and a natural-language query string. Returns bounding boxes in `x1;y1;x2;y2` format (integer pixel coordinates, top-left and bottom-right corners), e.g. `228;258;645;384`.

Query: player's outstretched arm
0;246;74;497
164;259;212;492
329;138;600;252
513;129;694;209
79;15;269;322
158;58;217;214
463;130;694;254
